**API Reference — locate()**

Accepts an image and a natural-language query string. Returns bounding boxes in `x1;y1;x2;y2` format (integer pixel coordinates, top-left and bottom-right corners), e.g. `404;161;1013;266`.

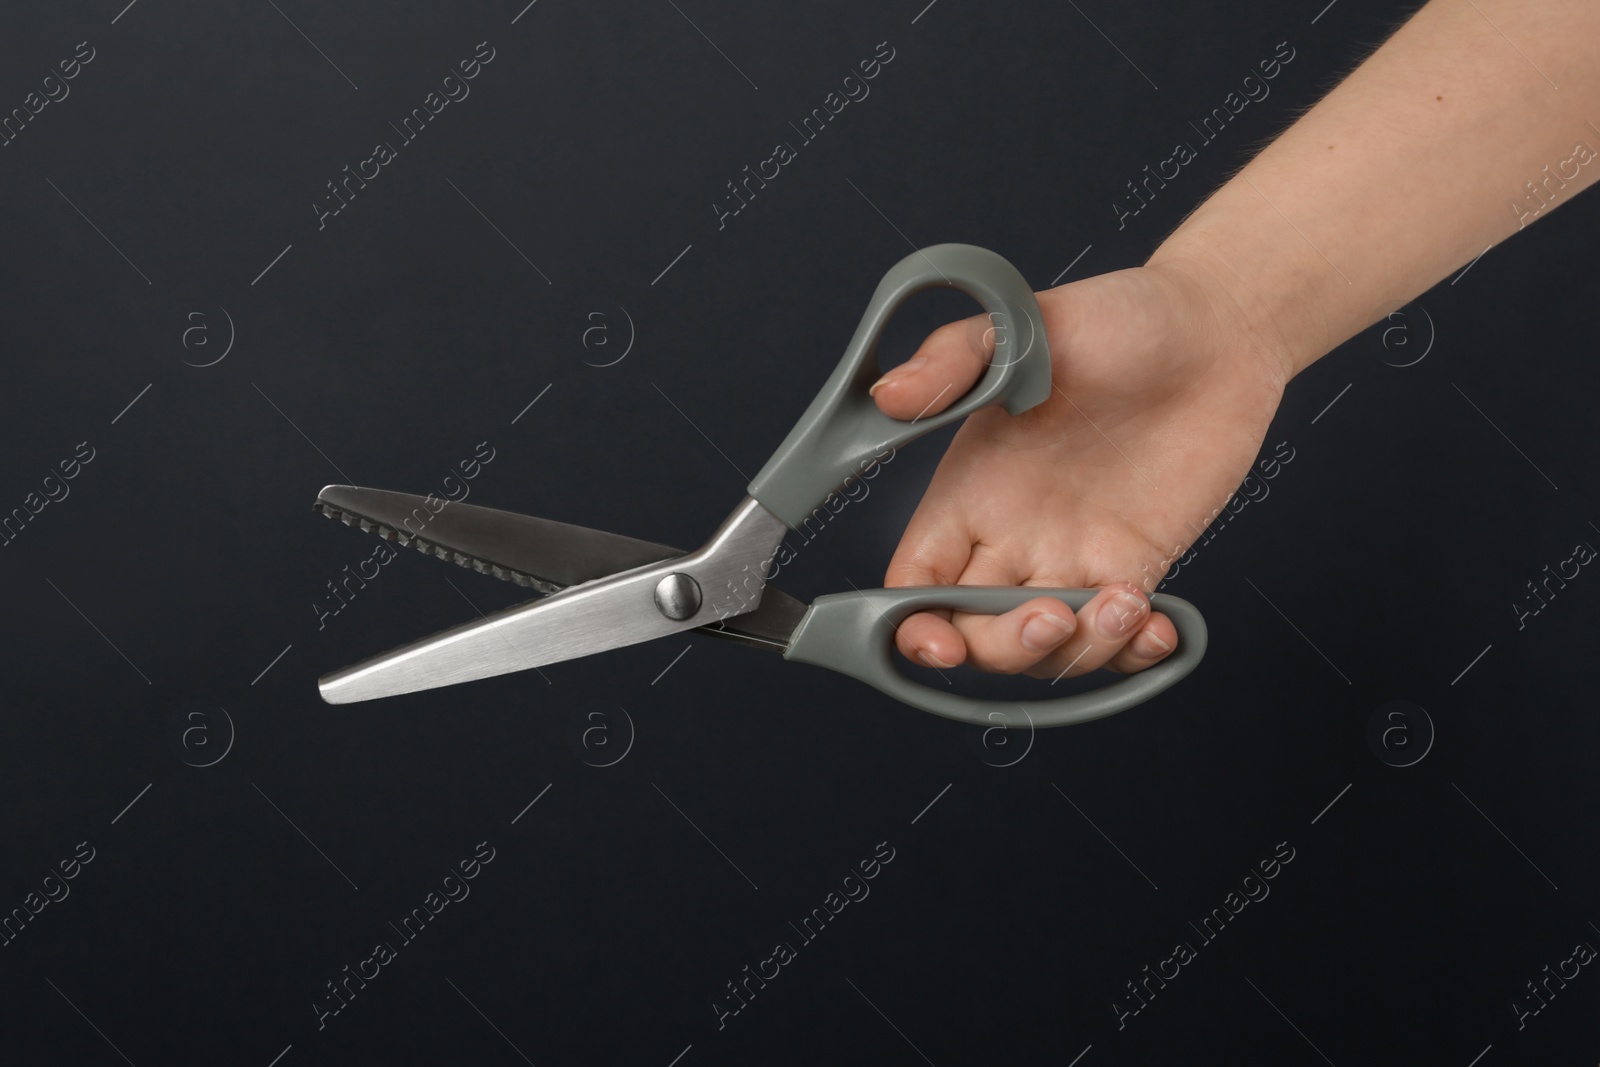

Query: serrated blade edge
312;500;565;594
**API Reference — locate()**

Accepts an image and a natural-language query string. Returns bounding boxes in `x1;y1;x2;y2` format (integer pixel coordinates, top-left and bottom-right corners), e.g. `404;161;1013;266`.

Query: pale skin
871;0;1600;679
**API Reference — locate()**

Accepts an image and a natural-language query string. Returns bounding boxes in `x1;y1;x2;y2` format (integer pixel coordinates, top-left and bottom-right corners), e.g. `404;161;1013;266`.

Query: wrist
1142;245;1297;394
1146;184;1338;389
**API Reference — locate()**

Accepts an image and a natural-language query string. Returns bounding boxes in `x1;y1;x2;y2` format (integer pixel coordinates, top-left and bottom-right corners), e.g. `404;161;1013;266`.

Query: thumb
868;315;990;421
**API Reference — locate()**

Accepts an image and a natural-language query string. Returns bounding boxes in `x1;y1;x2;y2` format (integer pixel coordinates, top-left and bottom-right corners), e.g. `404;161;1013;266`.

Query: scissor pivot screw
654;572;702;620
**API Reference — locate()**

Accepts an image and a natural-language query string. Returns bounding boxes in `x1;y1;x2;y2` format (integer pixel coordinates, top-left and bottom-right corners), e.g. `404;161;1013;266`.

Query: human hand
869;258;1290;679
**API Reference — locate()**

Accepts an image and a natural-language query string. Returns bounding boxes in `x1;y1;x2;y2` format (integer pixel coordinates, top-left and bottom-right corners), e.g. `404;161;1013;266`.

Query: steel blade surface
319;565;688;702
318;496;793;703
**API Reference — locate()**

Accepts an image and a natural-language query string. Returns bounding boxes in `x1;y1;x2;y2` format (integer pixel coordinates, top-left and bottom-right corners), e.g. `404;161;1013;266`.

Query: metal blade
314;484;809;660
319;496;793;703
695;590;808;652
313;485;680;594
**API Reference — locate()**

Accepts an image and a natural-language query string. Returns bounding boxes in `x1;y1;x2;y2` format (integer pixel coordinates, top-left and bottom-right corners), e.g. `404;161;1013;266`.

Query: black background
3;0;1598;1063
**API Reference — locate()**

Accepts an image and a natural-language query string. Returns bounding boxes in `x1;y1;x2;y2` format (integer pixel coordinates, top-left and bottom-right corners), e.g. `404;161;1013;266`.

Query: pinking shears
314;244;1206;726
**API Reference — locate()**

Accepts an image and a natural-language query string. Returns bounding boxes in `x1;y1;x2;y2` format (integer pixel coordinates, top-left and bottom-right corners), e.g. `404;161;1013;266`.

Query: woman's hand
870;258;1290;680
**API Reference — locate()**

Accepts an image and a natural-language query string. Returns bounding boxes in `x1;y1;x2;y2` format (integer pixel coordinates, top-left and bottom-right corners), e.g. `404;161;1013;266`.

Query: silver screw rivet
653;572;701;620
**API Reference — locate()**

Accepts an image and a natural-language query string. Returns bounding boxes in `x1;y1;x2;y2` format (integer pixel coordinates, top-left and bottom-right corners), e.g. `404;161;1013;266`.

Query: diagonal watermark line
1465;1045;1492;1067
112;0;140;24
652;243;693;285
1063;0;1157;90
652;644;692;685
252;383;356;484
46;979;136;1066
1242;176;1351;284
664;0;758;89
1451;383;1557;490
667;1044;693;1067
653;383;750;480
910;783;951;825
444;576;552;684
1052;783;1158;889
446;978;537;1065
1244;977;1336;1066
43;576;150;684
1310;782;1351;825
512;783;552;824
265;1044;293;1067
1452;782;1558;890
511;0;540;25
252;782;360;890
1451;644;1492;686
843;177;950;283
1450;245;1492;286
1244;576;1351;684
111;783;152;825
251;243;292;285
111;383;153;425
1310;0;1337;24
1066;1045;1093;1067
911;0;938;24
512;383;553;424
265;0;358;90
251;643;293;686
1053;384;1159;491
445;178;551;283
1051;244;1093;286
1311;383;1351;425
1049;643;1093;684
1465;0;1557;89
844;977;937;1066
910;383;953;423
46;178;151;284
653;782;758;889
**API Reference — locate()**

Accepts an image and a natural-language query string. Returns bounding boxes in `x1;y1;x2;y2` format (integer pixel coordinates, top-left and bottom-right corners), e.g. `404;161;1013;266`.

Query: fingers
950;582;1178;680
883;484;976;671
883;493;1181;678
894;610;966;671
1104;612;1179;676
869;318;988;421
946;595;1081;674
1016;583;1156;679
1023;583;1175;679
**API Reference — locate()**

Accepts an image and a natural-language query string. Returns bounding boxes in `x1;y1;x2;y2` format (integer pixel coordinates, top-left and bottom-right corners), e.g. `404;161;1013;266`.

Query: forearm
1148;0;1600;382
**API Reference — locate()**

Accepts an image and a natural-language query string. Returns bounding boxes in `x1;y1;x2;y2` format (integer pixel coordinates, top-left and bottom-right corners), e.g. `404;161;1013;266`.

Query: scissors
314;243;1207;727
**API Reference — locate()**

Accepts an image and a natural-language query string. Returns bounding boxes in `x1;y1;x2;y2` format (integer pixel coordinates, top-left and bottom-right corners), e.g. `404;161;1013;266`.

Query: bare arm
1151;0;1600;383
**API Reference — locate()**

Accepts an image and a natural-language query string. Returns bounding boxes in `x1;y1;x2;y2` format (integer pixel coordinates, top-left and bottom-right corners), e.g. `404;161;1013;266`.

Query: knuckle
884;562;929;588
953;632;996;670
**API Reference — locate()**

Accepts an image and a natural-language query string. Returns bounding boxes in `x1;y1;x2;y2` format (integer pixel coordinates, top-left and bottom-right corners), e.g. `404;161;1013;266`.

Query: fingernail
1096;592;1148;639
869;355;926;396
1133;629;1172;657
1020;612;1074;653
917;648;955;669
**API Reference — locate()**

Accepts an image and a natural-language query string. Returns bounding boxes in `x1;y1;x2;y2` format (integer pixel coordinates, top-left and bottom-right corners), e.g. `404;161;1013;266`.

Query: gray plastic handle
747;244;1052;528
783;587;1207;727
